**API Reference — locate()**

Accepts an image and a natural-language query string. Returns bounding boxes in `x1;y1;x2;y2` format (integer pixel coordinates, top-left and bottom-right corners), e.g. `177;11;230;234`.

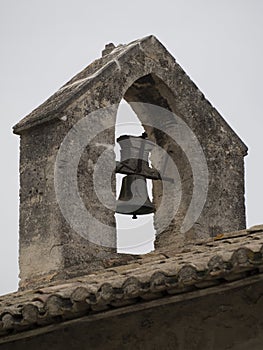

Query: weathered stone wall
18;112;120;289
124;72;246;248
16;36;247;288
1;279;263;350
19;122;64;285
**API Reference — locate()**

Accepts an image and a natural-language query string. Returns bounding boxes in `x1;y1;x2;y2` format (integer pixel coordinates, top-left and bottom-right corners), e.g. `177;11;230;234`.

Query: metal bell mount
115;133;160;219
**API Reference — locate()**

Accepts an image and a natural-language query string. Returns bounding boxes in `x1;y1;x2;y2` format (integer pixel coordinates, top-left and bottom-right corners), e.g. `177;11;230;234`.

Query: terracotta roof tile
0;227;263;337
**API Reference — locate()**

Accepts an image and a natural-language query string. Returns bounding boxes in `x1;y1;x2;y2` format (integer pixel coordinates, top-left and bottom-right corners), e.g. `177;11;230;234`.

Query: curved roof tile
0;227;263;338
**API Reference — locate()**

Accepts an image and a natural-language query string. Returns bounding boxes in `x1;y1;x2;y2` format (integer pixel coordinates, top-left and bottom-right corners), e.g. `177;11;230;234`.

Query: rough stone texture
13;35;248;289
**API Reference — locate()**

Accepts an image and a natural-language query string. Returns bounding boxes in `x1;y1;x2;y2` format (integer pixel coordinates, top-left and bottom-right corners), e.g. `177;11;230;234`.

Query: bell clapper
132;214;138;219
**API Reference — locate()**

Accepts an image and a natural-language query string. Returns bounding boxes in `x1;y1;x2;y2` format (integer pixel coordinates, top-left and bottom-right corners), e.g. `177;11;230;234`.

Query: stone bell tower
13;35;247;290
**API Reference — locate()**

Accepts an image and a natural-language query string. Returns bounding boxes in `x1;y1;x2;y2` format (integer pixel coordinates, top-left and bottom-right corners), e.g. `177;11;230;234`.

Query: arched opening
115;99;156;254
119;73;195;249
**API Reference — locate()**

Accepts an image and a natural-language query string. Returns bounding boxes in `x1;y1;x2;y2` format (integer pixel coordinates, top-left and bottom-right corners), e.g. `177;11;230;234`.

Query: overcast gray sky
1;0;262;296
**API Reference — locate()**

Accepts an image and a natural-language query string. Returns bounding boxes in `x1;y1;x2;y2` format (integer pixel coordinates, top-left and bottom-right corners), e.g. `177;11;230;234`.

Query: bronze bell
116;174;154;219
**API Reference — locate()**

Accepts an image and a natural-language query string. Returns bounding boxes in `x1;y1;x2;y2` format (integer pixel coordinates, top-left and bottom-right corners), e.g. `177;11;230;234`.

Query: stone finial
102;43;116;56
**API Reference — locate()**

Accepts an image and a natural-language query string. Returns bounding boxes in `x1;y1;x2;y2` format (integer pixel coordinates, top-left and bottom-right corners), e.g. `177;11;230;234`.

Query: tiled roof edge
0;227;263;337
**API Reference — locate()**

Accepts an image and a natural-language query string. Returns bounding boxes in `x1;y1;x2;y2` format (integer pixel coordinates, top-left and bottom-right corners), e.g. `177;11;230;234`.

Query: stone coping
13;36;155;134
12;34;249;155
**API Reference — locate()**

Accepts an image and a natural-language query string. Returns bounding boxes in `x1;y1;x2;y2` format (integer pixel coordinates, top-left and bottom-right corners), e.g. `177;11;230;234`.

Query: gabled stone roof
13;36;154;134
13;35;247;155
1;226;262;339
